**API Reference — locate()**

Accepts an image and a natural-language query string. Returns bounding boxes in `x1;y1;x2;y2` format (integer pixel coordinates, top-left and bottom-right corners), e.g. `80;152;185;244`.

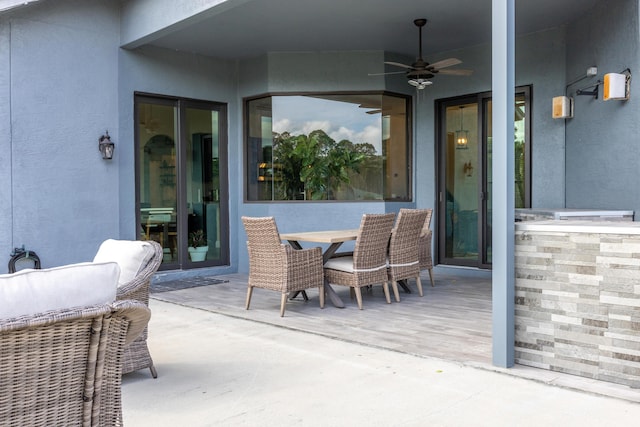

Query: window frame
243;91;413;203
134;92;230;270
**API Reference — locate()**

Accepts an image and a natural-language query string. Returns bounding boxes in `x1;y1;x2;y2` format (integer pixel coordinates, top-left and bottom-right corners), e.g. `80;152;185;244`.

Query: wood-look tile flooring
151;269;640;403
152;271;493;364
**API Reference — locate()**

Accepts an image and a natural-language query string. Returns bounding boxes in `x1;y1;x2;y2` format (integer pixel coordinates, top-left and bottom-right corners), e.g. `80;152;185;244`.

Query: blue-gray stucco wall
565;0;640;211
0;0;121;270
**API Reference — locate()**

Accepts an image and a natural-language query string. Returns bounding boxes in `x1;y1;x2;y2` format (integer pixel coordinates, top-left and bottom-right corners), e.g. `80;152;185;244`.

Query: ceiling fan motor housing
407;69;434;80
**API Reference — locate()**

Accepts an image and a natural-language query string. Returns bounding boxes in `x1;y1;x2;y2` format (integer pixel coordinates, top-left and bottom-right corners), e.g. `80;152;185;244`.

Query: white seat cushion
324;256;355;273
0;261;120;319
93;239;154;286
325;256;388;273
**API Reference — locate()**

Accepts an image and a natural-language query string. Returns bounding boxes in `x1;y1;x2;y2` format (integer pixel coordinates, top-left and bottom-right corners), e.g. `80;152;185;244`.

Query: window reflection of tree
272;130;375;201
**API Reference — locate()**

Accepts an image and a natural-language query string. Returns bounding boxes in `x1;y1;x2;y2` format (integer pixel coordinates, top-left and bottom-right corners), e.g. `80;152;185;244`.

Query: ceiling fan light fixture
408;78;432;89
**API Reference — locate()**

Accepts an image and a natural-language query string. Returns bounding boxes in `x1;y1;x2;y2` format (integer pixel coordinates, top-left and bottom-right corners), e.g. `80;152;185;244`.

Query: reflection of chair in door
144;209;176;257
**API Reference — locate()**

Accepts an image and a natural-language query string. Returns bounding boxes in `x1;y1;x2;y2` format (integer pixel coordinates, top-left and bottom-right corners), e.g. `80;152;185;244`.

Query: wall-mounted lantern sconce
552;96;574;119
455;106;469;149
98;130;115;160
552;67;631;118
603;69;631;101
463;161;474;177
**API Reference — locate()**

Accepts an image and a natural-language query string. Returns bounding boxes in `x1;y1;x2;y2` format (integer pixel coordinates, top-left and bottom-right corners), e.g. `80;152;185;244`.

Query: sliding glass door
437;87;530;268
136;94;229;270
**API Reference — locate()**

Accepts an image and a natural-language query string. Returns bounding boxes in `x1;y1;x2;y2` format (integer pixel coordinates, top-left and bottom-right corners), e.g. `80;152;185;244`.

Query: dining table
280;228;360;308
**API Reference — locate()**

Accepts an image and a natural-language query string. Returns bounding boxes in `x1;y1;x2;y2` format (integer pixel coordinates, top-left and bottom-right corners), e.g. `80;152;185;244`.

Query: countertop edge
515;220;640;235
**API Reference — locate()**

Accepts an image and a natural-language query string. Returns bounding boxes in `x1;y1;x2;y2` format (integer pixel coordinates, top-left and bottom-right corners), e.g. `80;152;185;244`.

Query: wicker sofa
0;261;150;426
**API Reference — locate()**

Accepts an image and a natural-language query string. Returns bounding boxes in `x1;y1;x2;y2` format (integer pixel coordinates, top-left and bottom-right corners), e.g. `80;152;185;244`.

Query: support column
491;0;515;368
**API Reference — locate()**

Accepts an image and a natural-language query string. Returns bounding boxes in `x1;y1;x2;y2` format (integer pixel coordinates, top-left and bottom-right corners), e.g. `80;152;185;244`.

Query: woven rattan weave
116;240;162;377
0;300;150;426
242;216;324;316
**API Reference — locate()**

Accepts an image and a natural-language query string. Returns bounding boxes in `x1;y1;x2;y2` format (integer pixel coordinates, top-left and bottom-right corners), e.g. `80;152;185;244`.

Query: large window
245;93;411;201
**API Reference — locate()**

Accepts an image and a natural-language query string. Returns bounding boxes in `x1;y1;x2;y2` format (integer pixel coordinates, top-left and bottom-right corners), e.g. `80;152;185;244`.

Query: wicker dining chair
0;300;150;427
418;208;435;286
242;216;324;316
388;208;430;300
94;239;163;378
323;213;395;309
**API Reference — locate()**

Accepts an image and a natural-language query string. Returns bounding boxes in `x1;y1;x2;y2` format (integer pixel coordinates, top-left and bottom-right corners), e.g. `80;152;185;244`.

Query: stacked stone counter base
515;220;640;388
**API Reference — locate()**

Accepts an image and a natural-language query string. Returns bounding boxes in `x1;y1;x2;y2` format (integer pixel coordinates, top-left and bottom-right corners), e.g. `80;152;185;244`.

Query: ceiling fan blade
384;61;414;69
430;58;462;70
438;68;474;76
368;71;407;76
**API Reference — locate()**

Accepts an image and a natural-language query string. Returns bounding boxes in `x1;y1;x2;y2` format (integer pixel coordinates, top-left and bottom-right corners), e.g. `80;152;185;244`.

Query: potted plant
188;229;208;262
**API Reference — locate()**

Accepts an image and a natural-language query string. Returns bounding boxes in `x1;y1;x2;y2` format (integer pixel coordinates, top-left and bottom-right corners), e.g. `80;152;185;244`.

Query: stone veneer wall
515;222;640;388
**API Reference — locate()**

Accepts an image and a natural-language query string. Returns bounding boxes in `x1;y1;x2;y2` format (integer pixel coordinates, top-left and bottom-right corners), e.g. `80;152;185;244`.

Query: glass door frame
134;93;230;270
435;86;531;269
436;95;481;268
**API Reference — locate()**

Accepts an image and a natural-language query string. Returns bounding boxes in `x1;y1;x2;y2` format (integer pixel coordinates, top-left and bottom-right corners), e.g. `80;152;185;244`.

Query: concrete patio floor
121;270;640;426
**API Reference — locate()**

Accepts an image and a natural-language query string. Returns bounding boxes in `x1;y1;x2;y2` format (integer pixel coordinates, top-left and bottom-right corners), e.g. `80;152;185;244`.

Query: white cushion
324;256;388;273
0;261;120;319
93;239;154;286
324;256;355;273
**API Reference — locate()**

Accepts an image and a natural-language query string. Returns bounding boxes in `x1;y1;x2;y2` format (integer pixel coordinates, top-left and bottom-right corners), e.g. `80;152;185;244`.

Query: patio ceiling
141;0;602;60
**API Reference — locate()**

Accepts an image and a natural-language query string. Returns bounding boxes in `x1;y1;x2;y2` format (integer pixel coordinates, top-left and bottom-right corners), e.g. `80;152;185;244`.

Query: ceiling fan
370;18;473;89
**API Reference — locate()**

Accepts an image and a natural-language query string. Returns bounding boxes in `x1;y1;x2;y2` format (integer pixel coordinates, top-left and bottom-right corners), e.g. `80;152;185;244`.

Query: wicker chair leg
353;287;363;309
382;281;391;304
245;286;254;310
428;269;434;287
319;285;325;308
416;276;424;297
150;364;158;379
301;290;309;301
280;293;288;317
391;280;401;302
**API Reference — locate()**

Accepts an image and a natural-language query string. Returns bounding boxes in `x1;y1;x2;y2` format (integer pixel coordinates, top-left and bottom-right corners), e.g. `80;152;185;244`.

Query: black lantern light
98;130;115;160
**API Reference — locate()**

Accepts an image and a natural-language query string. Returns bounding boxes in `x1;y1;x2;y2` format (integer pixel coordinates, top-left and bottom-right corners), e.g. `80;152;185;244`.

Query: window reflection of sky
272;96;382;154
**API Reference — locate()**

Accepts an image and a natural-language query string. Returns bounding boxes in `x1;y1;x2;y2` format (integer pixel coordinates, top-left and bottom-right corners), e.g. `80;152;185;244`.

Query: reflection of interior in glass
445;102;478;259
514;96;526;208
138;102;178;263
246;93;410;201
186;108;221;262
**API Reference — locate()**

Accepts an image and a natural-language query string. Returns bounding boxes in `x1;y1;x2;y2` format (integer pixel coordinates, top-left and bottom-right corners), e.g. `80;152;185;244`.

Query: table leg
322;242;344;263
399;279;411;293
324;278;345;308
321;243;346;307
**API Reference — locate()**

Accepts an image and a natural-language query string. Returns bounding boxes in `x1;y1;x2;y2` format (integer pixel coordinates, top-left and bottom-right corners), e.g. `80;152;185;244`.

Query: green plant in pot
188;229;208;262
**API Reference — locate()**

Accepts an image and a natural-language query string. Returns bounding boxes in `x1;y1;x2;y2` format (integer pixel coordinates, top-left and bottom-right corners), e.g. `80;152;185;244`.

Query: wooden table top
280;229;360;244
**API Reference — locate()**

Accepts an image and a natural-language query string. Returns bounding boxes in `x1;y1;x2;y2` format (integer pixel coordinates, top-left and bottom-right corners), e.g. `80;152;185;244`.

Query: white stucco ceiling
140;0;602;59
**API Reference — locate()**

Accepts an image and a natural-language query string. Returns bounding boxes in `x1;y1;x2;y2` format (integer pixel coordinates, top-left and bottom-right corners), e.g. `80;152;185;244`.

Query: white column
491;0;515;368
